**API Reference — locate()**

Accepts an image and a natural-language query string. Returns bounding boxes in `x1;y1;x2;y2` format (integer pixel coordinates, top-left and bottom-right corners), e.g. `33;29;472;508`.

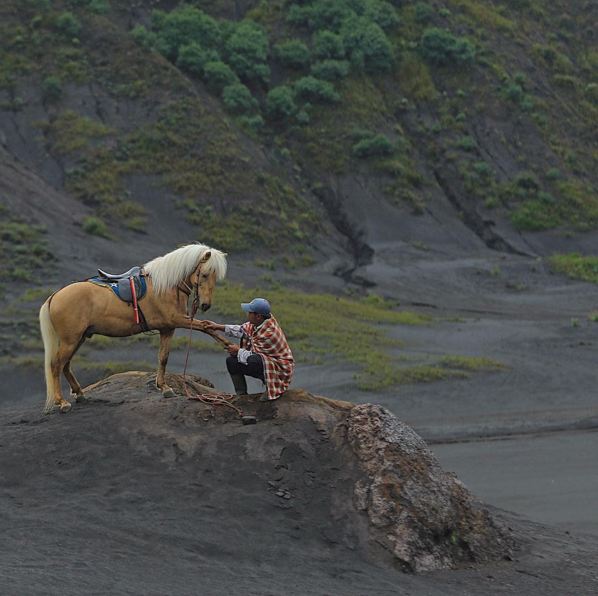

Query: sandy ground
1;381;598;596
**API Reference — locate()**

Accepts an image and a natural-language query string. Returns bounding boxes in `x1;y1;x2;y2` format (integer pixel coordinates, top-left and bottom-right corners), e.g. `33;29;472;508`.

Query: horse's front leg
156;329;176;398
173;315;233;348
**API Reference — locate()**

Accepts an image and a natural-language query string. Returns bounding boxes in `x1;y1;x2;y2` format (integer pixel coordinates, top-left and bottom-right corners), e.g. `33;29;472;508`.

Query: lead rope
181;289;244;418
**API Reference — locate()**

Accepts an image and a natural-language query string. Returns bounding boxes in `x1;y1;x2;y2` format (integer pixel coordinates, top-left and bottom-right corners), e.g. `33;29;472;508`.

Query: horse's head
193;251;217;312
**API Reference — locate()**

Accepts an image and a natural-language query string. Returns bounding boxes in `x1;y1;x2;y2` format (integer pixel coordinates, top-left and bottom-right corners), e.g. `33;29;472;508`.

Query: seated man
201;298;294;402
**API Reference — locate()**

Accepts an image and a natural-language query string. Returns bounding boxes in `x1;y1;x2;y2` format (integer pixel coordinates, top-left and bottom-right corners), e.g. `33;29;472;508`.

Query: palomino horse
39;243;228;413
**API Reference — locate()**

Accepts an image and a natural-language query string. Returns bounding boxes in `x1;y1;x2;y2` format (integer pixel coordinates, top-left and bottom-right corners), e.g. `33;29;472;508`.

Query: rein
177;279;199;318
179;280;243;417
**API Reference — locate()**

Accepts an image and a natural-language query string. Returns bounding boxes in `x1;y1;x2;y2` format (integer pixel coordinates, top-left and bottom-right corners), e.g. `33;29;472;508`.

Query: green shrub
303;2;353;31
538;191;556;204
224;20;270;82
88;0;109;14
294;76;340;103
501;78;534;110
286;4;311;28
503;82;524;103
415;2;434;23
312;30;345;59
27;0;51;9
511;201;559;230
238;114;265;132
585;83;598;104
457;135;476;151
341;16;393;72
352;134;394;158
514;171;540;191
203;61;239;93
177;43;219;76
68;0;109;12
222;83;257;114
546;168;562;181
82;216;110;238
364;1;399;29
473;161;492;177
310;59;350;80
131;25;158;50
296;108;310;125
266;85;298;120
553;74;578;90
55;12;81;38
420;28;475;66
274;39;310;69
506;0;531;9
152;7;220;61
42;76;62;102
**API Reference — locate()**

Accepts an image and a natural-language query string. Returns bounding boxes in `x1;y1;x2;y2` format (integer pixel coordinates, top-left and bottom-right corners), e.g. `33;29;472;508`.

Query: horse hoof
74;393;87;403
59;402;72;413
162;387;176;399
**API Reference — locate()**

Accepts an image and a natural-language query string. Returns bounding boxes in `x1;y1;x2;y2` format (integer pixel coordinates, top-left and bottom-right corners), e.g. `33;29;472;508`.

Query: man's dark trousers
226;355;265;382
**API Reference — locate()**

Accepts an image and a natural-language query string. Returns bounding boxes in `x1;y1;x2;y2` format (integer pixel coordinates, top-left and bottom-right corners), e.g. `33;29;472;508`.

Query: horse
39;243;228;413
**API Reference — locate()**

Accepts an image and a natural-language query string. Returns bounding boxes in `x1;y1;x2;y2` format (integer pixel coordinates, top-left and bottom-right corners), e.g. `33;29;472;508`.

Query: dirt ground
1;377;597;596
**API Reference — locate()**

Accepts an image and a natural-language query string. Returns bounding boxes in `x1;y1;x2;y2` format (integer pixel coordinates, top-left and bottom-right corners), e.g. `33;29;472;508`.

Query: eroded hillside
1;0;596;282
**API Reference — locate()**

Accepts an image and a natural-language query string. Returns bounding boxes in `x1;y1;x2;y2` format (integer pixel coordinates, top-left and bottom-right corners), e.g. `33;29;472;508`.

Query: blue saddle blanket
88;271;147;303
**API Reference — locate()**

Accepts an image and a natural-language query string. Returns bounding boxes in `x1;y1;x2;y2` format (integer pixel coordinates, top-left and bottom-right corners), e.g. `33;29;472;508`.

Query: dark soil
1;375;597;595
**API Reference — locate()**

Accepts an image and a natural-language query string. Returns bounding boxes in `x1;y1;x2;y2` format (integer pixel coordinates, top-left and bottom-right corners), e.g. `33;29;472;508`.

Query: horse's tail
39;299;59;413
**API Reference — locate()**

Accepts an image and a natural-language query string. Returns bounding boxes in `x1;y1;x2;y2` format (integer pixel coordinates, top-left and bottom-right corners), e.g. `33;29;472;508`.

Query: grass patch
395;52;437;101
40;110;113;154
19;287;56;302
438;355;506;371
549;254;598;284
450;0;515;33
358;354;506;390
0;206;54;286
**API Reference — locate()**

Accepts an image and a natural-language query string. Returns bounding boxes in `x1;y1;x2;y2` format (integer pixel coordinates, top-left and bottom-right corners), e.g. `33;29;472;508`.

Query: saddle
90;266;147;303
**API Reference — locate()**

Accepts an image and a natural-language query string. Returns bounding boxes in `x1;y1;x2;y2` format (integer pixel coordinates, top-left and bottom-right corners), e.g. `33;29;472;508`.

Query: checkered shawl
241;316;294;400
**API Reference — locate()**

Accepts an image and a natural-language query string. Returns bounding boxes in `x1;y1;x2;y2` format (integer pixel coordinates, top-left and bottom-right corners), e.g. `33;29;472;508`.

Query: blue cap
241;297;271;317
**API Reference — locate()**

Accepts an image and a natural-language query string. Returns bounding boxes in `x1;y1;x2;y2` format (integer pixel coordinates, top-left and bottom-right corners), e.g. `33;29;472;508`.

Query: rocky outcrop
347;404;513;571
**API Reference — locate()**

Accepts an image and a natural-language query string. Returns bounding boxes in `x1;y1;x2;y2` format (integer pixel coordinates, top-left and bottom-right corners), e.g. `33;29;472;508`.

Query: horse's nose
201;303;211;312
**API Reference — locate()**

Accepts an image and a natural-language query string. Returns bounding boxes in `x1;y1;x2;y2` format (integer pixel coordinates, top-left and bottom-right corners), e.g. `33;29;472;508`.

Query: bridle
177;274;200;319
176;266;245;418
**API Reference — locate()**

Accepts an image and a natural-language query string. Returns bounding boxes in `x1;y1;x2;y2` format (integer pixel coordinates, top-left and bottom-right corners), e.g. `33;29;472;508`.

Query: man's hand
199;321;224;332
227;344;240;355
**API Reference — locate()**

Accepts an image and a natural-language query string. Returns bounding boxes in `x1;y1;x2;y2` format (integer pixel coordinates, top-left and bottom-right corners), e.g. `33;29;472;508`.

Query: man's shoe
259;393;278;402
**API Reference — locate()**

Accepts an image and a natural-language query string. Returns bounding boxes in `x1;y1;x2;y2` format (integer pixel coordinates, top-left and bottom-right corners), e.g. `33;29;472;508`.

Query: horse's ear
199;251;211;266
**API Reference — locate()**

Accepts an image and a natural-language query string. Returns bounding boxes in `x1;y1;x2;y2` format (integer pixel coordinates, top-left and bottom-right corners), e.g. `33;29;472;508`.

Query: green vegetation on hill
549;253;598;284
0;204;54;291
0;0;596;244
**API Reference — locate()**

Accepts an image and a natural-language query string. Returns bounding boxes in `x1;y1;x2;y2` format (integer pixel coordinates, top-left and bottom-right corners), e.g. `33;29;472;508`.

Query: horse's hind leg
64;362;84;401
156;329;175;398
51;339;82;413
64;336;86;402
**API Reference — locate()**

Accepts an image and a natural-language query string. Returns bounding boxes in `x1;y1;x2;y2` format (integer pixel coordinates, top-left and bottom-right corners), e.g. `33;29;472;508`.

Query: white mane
144;243;227;294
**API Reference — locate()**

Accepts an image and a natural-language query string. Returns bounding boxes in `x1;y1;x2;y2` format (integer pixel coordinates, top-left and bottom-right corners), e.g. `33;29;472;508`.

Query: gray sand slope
1;373;597;595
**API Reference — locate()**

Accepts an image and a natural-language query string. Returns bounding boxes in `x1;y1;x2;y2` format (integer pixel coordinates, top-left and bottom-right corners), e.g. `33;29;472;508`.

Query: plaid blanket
241;317;294;400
